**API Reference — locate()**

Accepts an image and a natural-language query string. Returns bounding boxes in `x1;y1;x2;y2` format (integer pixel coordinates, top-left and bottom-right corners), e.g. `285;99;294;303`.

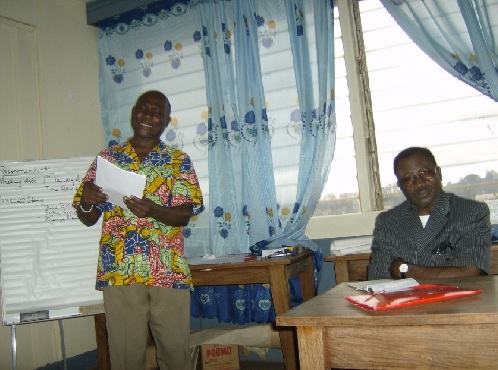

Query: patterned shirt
368;191;491;279
73;140;203;291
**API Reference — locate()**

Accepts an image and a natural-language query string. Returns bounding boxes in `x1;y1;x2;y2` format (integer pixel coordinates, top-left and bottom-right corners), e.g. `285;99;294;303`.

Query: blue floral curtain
97;0;334;324
197;0;277;256
191;0;334;323
98;1;212;257
380;0;498;101
197;0;335;256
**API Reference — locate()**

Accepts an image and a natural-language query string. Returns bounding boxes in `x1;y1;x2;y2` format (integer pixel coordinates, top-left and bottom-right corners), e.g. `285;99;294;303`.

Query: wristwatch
399;263;408;279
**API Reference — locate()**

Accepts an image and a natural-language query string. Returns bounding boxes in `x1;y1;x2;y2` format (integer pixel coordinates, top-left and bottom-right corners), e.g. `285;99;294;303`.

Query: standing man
368;146;490;280
73;90;203;370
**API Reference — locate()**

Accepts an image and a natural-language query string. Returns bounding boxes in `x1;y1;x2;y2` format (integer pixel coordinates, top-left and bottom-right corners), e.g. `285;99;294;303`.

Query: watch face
399;263;409;273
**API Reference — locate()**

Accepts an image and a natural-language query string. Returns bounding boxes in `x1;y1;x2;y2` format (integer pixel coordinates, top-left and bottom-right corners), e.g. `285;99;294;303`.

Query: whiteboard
0;157;103;325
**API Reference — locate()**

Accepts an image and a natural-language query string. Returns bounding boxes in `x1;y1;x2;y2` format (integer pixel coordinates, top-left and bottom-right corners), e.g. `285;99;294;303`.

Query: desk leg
333;260;349;285
299;255;315;302
94;314;111;370
296;326;324;370
269;265;298;370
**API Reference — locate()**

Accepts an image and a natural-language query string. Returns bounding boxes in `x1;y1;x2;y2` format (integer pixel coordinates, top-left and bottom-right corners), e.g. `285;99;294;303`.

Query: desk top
187;250;314;286
188;250;313;270
324;252;371;262
277;275;498;327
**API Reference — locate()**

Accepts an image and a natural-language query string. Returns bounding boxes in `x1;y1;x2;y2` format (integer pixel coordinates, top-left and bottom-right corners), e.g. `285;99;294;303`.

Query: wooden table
276;275;498;369
324;252;370;284
95;250;316;370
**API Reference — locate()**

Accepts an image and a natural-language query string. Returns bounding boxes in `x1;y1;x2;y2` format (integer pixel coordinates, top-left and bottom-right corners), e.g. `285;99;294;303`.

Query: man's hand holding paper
95;156;146;209
122;195;159;218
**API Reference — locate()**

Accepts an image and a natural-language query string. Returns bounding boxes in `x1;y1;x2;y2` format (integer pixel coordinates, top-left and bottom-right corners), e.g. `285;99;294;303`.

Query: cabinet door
0;17;42;161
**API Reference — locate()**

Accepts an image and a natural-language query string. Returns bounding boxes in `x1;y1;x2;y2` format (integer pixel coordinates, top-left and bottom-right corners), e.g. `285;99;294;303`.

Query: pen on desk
266;252;293;259
365;290;384;302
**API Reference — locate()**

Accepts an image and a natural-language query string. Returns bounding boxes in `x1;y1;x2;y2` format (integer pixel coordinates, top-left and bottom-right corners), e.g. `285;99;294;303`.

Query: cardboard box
200;344;240;370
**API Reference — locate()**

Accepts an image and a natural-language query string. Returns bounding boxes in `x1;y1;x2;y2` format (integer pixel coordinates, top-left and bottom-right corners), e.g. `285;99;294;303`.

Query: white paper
348;278;419;293
95;156;146;209
330;236;373;255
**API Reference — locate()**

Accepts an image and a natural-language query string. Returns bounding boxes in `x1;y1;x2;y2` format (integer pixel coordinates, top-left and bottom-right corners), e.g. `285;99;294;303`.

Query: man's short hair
393;147;437;177
136;90;171;115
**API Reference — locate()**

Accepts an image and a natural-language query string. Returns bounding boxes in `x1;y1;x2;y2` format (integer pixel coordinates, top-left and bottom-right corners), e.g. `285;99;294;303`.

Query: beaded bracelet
79;204;94;213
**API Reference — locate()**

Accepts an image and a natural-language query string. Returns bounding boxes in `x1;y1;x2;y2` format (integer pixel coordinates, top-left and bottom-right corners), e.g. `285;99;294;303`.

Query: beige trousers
103;284;191;370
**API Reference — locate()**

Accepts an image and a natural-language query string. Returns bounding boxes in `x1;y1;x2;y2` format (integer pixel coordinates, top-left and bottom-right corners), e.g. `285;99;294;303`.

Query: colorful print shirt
73;140;203;291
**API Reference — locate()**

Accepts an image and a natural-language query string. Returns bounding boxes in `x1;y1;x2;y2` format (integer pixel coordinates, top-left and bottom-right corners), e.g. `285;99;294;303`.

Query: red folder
344;284;482;311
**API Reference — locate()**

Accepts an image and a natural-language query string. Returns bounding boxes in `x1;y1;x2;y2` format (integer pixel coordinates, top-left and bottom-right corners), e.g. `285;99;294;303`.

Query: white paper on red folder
348;278;419;293
345;284;482;311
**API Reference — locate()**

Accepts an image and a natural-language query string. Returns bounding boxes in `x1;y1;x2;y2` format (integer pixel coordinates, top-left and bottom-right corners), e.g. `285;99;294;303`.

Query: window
315;0;498;218
314;5;359;216
362;0;498;210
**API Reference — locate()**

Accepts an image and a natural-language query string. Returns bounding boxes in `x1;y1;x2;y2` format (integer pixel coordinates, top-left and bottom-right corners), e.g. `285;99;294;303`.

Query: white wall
0;0;104;368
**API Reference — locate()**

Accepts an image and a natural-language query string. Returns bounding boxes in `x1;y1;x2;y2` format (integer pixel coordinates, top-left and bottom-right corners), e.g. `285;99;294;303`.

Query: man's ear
159;117;170;135
436;166;442;180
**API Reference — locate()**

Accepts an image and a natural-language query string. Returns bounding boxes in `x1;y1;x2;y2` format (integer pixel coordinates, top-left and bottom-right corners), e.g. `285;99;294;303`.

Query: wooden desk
277;275;498;369
95;250;315;370
324;252;370;284
325;244;498;284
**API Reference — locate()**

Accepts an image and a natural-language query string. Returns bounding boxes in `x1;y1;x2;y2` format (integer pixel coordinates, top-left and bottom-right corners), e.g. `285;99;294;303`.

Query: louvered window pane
361;0;498;211
316;4;359;216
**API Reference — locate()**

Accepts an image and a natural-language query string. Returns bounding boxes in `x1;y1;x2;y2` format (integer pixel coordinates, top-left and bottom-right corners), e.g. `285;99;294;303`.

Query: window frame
308;0;381;239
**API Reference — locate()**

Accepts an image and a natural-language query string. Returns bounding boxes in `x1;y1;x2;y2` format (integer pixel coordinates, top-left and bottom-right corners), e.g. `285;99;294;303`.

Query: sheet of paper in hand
345;284;482;311
95;156;146;209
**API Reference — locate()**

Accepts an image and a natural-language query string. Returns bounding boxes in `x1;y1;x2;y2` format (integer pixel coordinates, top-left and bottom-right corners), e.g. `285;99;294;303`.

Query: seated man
368;146;491;280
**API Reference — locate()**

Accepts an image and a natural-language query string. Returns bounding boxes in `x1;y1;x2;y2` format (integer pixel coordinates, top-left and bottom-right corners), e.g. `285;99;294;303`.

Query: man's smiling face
131;92;171;140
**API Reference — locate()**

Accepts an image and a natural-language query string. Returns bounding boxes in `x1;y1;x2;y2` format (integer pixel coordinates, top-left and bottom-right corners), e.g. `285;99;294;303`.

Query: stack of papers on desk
330;236;372;256
348;278;419;293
